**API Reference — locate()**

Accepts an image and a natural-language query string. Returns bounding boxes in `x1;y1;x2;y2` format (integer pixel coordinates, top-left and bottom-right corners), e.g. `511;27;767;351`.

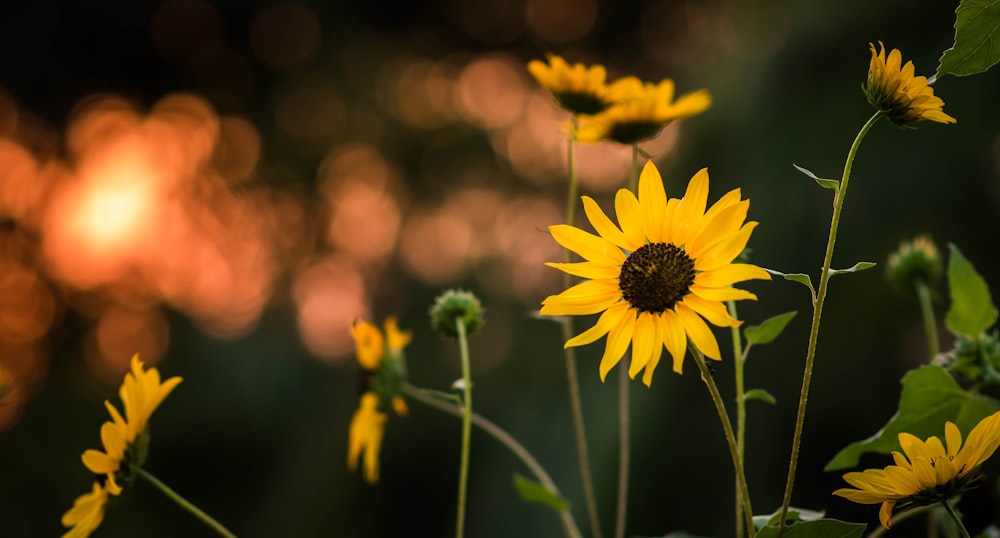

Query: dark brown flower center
619;242;695;313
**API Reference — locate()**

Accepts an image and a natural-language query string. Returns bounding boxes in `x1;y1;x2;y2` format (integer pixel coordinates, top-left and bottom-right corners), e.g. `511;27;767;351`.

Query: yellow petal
545;261;622;280
689;285;757;303
682;294;742;328
675;302;721;360
693;221;758;273
540;279;622;316
641;331;665;387
672;168;709;246
658;309;687;373
685;199;749;259
598;308;636;381
694;263;771;287
565;302;629;348
582;196;632;251
628;312;658;379
614;188;646;249
549;224;626;266
638;161;666;243
879;501;896;529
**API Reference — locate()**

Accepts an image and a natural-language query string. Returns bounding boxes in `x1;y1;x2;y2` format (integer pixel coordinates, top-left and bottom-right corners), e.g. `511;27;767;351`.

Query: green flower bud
886;235;942;293
429;289;485;339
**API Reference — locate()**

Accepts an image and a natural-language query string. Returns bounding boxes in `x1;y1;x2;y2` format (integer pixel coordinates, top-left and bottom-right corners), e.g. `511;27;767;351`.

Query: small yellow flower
61;482;109;538
865;42;956;128
348;392;389;483
527;53;641;116
834;410;1000;528
575;79;711;144
540;161;769;385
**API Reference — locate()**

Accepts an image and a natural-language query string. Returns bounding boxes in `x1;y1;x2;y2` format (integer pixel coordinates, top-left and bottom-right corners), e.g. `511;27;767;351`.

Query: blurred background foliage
0;0;998;536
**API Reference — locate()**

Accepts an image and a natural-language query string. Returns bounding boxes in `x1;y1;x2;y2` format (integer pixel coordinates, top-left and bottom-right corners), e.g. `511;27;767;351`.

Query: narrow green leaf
945;243;997;339
765;268;815;296
744;388;776;405
755;518;865;538
513;474;569;512
825;364;999;470
937;0;1000;77
827;262;877;276
793;164;840;191
754;507;825;529
745;311;798;345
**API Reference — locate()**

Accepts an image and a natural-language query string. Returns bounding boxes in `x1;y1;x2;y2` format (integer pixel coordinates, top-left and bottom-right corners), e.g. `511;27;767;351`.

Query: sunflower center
619;242;695;313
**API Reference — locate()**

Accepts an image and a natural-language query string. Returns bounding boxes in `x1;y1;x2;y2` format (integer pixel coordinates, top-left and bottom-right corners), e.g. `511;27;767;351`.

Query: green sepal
945;243;997;340
825;364;999;471
827;262;877;277
937;0;1000;77
744;311;798;346
744;388;776;405
793;164;839;191
512;474;569;512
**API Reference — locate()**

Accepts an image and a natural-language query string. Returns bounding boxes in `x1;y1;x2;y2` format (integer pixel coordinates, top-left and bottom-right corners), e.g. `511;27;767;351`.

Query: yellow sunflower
540;161;769;386
865;42;956;128
575;79;712;144
348;318;412;483
527;53;642;116
834;410;1000;528
61;482;109;538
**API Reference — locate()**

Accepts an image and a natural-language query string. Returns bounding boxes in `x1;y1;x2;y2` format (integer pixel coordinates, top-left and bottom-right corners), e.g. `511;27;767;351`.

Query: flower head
886;234;941;293
575;79;711;144
61;482;109;538
834;410;1000;528
540;161;769;386
527;53;641;116
865;42;956;128
348;318;411;483
429;289;485;339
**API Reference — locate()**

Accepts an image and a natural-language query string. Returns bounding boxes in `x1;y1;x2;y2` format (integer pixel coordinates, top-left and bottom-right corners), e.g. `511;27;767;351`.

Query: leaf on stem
764;268;816;298
744;311;798;345
744;388;776;405
945;243;997;339
827;262;876;277
512;474;569;512
793;164;840;191
937;0;1000;77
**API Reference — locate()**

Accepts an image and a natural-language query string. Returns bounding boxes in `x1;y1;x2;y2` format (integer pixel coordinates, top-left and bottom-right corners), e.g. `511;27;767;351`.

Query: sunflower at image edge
865;41;955;128
527;53;643;116
541;161;770;386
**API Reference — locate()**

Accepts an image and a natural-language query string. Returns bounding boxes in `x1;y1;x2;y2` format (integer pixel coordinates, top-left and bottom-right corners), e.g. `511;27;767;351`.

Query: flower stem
402;383;583;538
728;301;748;538
914;279;940;361
562;117;604;538
455;318;473;538
941;500;971;538
777;111;881;536
692;347;755;536
137;468;237;538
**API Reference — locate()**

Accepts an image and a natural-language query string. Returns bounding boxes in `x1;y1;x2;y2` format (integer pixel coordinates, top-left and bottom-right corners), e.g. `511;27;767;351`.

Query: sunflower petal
658;309;687;373
675;302;721;360
693;221;758;272
549;224;626;266
686;199;749;259
682;294;742;327
694;263;771;287
638;161;666;243
565;302;629;348
540;279;622;316
598;309;636;381
582;196;633;251
615;189;646;249
672;168;710;246
545;261;621;280
628;311;658;379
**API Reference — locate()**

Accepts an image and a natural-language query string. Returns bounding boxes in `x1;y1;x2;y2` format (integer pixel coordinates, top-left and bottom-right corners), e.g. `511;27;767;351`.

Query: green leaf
765;269;815;297
744;388;776;405
754;507;826;529
945;244;997;339
793;164;839;191
745;311;798;345
755;518;865;538
825;364;999;471
938;0;1000;77
827;262;877;277
513;474;569;512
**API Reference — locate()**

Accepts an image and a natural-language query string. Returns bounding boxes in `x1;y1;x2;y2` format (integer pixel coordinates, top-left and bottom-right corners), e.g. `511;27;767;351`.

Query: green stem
403;383;582;538
914;279;940;362
777;111;881;536
562;117;604;538
692;348;755;536
455;318;473;538
728;301;747;538
941;500;971;538
137;468;237;538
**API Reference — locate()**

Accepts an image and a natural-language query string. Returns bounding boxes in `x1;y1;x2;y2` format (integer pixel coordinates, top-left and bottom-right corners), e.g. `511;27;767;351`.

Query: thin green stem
777;111;881;536
562;117;604;538
455;318;473;538
914;279;940;362
728;301;747;538
137;468;237;538
941;500;971;538
692;348;755;536
403;383;582;538
614;366;630;538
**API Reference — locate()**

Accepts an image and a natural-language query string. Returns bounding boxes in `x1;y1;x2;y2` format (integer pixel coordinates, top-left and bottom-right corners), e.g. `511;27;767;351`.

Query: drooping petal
549;224;627;266
641;330;665;387
565;302;629;348
628;311;658;379
682;294;742;328
598;308;637;381
675;302;721;360
879;501;896;529
689;285;758;303
694;263;771;287
658;310;687;373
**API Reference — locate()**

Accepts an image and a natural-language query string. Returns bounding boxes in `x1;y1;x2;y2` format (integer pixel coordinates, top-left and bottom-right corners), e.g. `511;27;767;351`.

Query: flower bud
429;289;485;339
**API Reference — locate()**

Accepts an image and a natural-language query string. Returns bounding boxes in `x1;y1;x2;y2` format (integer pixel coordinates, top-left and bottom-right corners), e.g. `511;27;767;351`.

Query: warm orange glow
456;55;528;130
90;306;170;381
274;74;345;144
0;139;43;223
0;262;56;345
215;115;262;182
525;0;597;43
388;57;459;129
400;209;473;284
491;196;563;301
293;255;368;362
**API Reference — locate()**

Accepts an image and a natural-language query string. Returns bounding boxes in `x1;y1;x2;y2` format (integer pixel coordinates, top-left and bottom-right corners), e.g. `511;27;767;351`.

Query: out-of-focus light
0;90;18;137
0;343;46;432
492;196;563;301
183;46;256;111
455;55;529;130
458;0;524;45
250;3;322;68
214;116;262;183
150;0;222;65
91;306;169;381
327;180;401;264
0;139;42;223
386;57;459;129
274;73;345;145
525;0;597;43
399;209;473;284
293;255;368;362
0;260;56;345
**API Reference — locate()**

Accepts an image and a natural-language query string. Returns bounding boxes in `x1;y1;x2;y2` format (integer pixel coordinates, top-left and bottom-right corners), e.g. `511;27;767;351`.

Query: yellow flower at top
865;42;956;128
540;161;769;386
527;53;642;116
834;410;1000;528
348;317;412;483
63;355;182;538
575;79;712;145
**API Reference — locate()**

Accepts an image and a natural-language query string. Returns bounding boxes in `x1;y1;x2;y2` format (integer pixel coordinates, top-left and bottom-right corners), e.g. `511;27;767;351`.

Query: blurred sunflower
865;41;955;128
61;482;109;538
834;410;1000;528
527;53;641;116
348;318;411;483
575;79;711;144
540;161;768;386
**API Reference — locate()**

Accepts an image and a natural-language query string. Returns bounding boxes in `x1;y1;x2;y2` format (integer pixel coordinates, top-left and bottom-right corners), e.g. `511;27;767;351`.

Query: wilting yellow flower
348;318;412;483
575;79;711;144
61;482;109;538
527;53;641;116
64;355;181;537
865;42;956;128
541;161;769;386
834;410;1000;528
